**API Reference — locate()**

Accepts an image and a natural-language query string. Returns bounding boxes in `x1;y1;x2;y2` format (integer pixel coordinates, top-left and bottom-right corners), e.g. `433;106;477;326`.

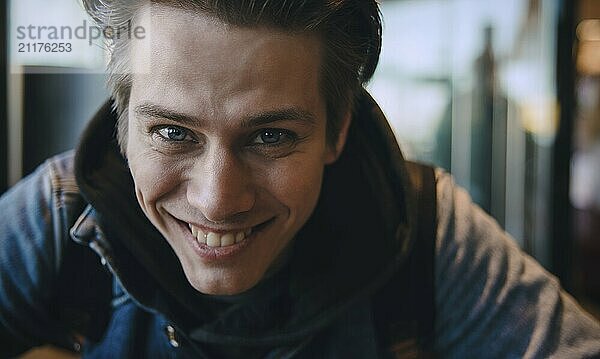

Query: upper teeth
188;224;251;248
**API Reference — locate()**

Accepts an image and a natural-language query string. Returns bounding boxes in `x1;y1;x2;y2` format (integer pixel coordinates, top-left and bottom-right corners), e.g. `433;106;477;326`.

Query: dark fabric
372;162;437;358
413;163;437;349
53;230;113;343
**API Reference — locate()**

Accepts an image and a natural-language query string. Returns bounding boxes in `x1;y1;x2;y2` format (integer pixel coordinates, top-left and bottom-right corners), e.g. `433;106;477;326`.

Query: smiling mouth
186;219;273;248
188;224;252;248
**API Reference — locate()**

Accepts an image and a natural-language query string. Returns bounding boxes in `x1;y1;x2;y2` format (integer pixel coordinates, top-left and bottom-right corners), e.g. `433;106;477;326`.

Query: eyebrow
133;103;317;128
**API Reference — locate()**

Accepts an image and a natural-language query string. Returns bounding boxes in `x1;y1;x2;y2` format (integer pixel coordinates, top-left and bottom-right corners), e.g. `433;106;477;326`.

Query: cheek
126;137;186;212
267;158;325;220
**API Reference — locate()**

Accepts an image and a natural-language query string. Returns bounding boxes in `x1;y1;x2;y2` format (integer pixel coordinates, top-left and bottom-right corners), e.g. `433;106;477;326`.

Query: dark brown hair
81;0;382;150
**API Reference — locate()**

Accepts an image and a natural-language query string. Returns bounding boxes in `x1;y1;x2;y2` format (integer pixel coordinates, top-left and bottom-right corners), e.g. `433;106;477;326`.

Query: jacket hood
73;89;417;347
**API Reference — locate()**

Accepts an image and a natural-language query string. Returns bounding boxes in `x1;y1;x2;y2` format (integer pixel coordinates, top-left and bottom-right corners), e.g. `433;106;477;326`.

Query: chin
185;270;260;296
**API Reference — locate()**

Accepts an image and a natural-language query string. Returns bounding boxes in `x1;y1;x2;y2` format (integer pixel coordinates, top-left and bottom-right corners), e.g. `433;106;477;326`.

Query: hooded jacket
0;91;437;358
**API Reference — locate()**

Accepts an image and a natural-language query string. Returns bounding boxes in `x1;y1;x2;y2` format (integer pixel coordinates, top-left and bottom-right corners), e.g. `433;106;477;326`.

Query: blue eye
157;126;189;141
253;129;297;145
257;129;283;144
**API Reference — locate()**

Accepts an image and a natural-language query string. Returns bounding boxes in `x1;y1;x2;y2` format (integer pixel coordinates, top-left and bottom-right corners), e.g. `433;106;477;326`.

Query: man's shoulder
45;150;78;192
0;150;85;233
44;150;90;230
2;150;78;196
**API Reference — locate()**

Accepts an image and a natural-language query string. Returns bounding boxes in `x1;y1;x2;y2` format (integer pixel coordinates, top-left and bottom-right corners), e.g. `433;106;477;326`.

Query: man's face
126;5;346;295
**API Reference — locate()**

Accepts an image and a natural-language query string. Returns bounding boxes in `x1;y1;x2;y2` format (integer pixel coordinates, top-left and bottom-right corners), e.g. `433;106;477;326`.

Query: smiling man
125;9;340;296
1;1;600;358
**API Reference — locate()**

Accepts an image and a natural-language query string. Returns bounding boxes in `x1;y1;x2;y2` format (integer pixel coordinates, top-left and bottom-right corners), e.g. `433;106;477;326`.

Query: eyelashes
149;124;305;157
154;125;196;143
249;128;298;146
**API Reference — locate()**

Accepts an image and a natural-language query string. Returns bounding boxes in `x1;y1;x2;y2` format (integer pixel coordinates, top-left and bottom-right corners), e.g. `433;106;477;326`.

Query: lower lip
178;219;270;262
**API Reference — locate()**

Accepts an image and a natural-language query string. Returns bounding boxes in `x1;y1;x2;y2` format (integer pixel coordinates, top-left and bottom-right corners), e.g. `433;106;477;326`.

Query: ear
324;110;352;164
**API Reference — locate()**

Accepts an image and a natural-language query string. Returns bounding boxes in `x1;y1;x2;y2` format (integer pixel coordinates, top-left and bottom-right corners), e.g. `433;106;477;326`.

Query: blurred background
367;0;600;318
0;0;599;320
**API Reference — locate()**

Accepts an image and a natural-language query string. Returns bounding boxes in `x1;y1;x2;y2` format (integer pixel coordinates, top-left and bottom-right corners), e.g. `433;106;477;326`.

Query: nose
187;147;256;223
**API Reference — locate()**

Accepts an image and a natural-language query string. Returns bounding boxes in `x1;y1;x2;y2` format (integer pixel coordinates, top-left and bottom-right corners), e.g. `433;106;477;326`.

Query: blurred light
578;42;600;75
577;19;600;75
521;97;559;143
577;19;600;42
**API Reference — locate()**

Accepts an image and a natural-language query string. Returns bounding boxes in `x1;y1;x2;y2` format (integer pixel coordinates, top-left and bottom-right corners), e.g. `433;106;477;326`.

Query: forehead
129;4;325;123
